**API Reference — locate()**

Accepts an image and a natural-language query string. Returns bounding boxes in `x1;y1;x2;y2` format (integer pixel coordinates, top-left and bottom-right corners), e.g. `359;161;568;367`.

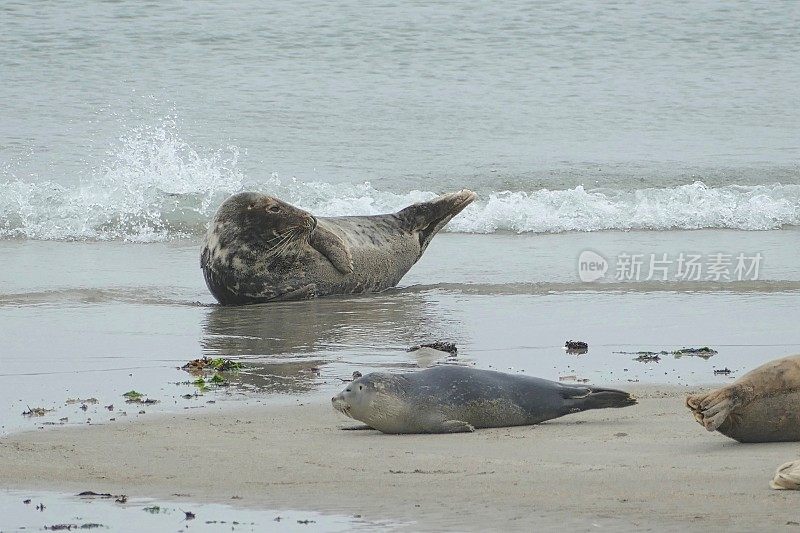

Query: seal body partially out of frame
686;354;800;442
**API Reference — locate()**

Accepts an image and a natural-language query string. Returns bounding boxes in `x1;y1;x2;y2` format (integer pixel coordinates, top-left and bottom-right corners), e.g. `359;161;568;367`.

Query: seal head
211;192;316;251
201;192;323;305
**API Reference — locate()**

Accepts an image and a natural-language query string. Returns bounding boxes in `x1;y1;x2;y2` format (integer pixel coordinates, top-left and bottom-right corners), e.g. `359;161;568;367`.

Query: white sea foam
1;124;798;241
445;183;800;234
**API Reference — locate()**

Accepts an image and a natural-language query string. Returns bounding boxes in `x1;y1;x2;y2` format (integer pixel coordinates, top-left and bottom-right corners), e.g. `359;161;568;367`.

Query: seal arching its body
686;354;800;442
200;190;476;305
331;366;637;434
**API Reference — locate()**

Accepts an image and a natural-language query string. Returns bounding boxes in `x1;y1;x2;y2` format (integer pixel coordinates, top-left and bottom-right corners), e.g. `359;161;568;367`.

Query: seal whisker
262;229;298;258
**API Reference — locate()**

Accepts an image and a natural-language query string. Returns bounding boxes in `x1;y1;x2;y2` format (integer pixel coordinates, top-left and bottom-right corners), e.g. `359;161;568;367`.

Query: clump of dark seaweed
673;347;718;359
407;342;457;356
22;406;53;417
122;390;159;405
564;340;588;354
617;347;718;361
182;357;242;374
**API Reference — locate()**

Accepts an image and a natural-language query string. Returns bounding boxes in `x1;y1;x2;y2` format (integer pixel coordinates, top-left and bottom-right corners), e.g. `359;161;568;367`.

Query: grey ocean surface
1;0;799;438
3;0;799;186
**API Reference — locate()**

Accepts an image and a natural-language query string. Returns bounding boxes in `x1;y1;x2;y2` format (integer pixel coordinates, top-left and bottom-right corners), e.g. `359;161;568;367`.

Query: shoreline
2;386;798;531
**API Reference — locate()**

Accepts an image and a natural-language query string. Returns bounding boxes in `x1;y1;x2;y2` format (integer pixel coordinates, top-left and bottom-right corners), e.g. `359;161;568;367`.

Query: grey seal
200;189;476;305
331;366;637;434
686;353;800;442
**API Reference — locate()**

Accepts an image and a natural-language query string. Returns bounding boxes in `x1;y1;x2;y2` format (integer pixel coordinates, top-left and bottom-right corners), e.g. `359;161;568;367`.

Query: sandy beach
2;386;798;532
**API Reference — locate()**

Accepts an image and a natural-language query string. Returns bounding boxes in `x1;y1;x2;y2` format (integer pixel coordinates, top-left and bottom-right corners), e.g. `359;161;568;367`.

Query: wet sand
2;386;798;532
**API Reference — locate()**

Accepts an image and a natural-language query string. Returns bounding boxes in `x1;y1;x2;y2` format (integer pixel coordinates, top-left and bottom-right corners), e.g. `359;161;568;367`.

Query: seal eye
268;205;281;213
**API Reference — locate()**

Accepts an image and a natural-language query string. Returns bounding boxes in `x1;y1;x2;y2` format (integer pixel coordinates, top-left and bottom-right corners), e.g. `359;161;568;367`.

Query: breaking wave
1;122;798;241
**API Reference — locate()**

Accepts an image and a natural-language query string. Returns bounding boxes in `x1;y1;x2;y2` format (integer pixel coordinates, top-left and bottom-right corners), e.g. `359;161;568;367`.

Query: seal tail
561;386;637;411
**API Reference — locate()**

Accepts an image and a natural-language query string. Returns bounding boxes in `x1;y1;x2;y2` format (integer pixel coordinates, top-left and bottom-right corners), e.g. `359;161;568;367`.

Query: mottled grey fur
332;366;637;434
201;190;476;305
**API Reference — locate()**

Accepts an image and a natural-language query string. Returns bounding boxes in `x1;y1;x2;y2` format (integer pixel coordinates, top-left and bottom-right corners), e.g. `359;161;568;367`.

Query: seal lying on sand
686;354;800;442
331;366;637;434
201;190;476;305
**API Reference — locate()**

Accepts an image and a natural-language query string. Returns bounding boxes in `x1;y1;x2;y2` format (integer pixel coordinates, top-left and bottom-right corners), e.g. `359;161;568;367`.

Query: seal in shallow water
686;354;800;442
331;366;637;434
200;189;476;305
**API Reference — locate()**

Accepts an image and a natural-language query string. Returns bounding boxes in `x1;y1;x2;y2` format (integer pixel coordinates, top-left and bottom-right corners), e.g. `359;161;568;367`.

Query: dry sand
2;387;799;531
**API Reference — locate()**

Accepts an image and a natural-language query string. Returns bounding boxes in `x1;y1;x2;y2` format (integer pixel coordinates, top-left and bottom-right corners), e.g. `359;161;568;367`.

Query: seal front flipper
309;225;354;274
268;283;317;302
436;420;475;433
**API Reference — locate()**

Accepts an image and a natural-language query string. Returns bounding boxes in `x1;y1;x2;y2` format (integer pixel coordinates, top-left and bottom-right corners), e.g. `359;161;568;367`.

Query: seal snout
331;394;351;417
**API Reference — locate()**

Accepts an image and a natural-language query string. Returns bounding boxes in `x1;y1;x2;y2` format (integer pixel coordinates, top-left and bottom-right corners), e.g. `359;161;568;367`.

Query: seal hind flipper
686;387;742;431
268;283;317;302
340;424;374;431
685;354;800;441
438;420;475;433
396;190;477;252
309;225;354;274
561;385;637;412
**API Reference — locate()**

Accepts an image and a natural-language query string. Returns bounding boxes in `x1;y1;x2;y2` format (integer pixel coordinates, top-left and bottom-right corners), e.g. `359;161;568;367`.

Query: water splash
0;117;244;241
